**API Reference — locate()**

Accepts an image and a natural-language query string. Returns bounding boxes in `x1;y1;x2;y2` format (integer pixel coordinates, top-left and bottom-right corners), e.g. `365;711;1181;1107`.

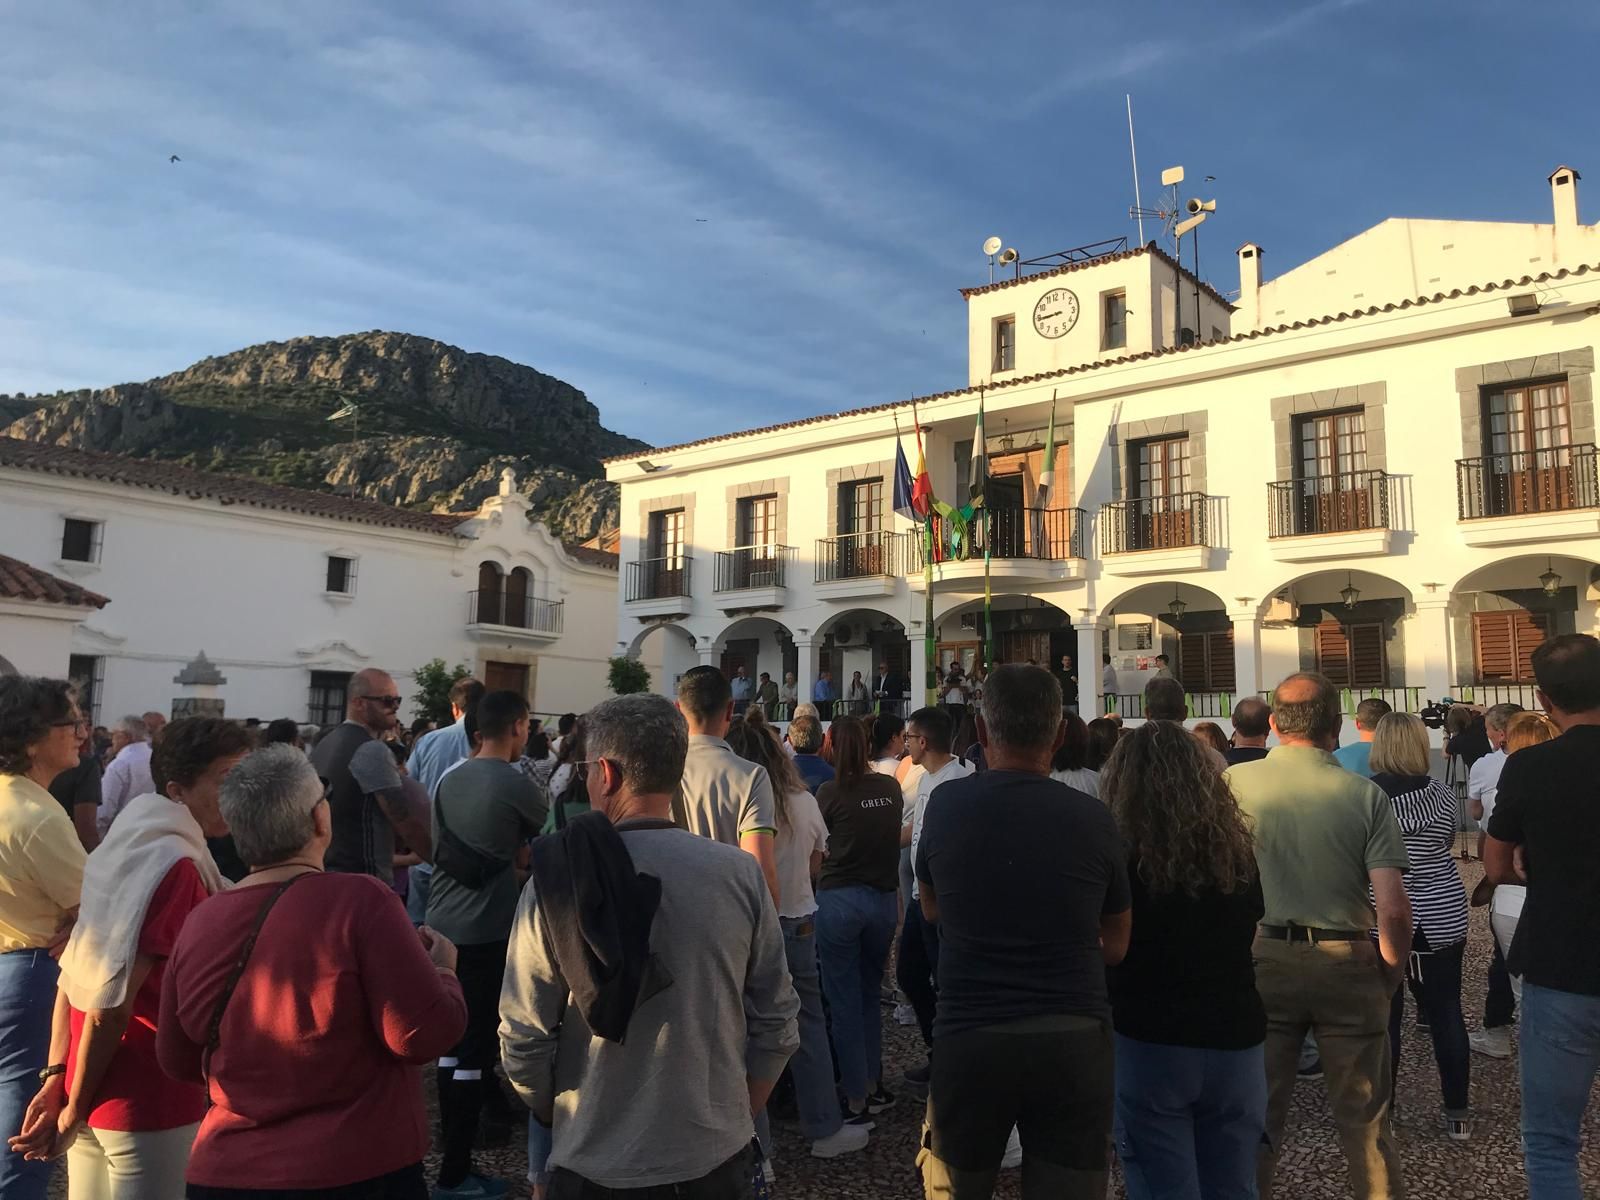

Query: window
839;479;884;535
1315;620;1386;687
60;518;100;563
68;655;103;725
1102;291;1128;351
1486;379;1572;458
308;671;351;726
1473;610;1550;683
736;495;779;550
1297;409;1368;482
325;555;356;595
1132;435;1191;499
648;508;686;563
1178;629;1235;692
993;317;1016;372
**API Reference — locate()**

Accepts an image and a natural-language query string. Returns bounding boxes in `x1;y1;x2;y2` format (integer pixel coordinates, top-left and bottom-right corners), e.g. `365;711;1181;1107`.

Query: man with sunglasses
310;669;431;879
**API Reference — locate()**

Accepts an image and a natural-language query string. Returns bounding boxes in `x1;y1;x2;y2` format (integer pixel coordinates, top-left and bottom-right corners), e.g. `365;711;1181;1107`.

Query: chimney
1237;242;1264;329
1551;165;1581;230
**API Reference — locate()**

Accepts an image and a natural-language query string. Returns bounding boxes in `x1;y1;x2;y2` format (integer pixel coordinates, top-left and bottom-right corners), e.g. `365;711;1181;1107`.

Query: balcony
713;545;794;612
1457;445;1600;546
465;590;563;641
1100;492;1217;575
1267;471;1393;562
814;531;903;599
907;507;1087;589
624;555;694;619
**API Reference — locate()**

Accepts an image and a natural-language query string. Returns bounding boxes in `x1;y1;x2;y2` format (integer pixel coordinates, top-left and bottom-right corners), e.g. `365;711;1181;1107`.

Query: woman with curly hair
0;678;88;1200
1100;720;1265;1200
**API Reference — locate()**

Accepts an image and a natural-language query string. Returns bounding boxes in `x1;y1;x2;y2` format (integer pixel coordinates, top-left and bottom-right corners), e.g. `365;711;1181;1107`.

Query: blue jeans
406;862;432;925
756;915;843;1149
815;885;897;1106
1114;1033;1266;1200
1520;982;1600;1199
0;950;59;1200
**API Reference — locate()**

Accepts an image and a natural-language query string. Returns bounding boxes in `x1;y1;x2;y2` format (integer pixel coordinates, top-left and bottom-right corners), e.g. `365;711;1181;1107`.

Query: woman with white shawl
10;717;252;1197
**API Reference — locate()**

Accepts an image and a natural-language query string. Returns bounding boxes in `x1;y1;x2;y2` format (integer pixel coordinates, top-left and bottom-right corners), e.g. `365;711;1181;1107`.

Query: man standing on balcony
813;671;836;722
1101;655;1118;712
1153;653;1176;681
781;672;799;720
757;672;781;721
847;671;870;716
1055;654;1079;715
731;665;754;716
1334;698;1391;778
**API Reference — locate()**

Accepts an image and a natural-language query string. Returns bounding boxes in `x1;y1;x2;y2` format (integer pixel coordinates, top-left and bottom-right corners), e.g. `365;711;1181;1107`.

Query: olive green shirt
1225;745;1408;932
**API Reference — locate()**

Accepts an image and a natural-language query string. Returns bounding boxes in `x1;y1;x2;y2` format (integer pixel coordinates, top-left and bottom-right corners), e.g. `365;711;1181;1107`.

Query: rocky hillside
0;333;645;541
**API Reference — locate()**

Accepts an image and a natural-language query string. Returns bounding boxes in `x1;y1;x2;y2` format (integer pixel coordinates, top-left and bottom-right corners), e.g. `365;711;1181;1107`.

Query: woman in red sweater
157;744;466;1199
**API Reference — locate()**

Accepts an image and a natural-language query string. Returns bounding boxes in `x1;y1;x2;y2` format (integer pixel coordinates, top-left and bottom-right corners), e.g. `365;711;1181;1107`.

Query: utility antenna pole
1126;96;1144;245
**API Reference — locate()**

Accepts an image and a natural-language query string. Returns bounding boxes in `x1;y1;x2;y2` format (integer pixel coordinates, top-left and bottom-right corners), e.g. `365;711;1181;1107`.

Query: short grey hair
118;714;149;741
1484;702;1524;734
1272;672;1342;742
585;695;688;796
220;744;323;867
980;664;1062;751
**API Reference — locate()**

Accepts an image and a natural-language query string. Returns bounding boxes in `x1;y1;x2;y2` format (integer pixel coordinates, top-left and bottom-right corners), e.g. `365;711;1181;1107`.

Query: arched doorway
625;622;697;699
931;593;1075;674
505;567;532;629
1448;554;1600;707
714;617;797;714
1101;581;1231;717
476;561;504;625
816;608;909;717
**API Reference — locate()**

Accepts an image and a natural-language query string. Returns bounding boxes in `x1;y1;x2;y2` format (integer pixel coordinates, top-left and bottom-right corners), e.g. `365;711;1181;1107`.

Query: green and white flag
1036;394;1058;510
969;387;989;507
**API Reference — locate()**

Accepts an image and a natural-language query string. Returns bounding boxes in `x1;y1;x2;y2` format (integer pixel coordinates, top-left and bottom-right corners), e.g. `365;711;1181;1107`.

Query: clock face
1033;287;1080;339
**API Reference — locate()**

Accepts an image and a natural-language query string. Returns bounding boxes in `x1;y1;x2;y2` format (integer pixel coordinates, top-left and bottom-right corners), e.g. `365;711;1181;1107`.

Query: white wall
0;604;85;677
0;470;637;724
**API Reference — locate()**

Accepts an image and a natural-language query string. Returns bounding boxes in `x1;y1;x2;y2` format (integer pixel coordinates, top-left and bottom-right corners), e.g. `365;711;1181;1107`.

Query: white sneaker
1469;1027;1513;1059
811;1124;870;1159
1000;1127;1022;1170
894;1002;918;1027
761;1159;776;1184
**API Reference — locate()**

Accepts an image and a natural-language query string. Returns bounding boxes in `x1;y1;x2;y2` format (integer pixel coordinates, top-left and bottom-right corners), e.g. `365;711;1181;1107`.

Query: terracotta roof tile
0;554;109;608
957;241;1236;310
0;437;470;536
561;541;618;570
604;261;1600;464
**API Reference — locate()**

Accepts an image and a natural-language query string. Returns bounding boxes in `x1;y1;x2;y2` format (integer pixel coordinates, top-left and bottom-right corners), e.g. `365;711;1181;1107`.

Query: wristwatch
37;1064;65;1085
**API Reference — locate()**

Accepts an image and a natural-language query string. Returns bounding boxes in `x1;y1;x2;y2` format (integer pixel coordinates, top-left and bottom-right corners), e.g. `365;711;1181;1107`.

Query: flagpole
984;506;993;673
917;408;936;709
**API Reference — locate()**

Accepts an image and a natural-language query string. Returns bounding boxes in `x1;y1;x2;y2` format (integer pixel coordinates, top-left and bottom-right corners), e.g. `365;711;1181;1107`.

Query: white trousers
66;1122;199;1200
1491;910;1524;1004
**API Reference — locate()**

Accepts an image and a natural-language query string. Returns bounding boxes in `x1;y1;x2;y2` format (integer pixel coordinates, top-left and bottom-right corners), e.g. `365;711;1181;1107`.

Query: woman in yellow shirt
0;677;88;1200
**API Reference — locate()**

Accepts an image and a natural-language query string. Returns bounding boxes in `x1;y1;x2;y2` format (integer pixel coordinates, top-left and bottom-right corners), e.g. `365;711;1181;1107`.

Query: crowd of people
3;636;1600;1199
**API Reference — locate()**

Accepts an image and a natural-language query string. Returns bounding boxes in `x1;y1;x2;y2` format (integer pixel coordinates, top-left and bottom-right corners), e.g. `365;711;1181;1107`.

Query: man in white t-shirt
896;706;975;1086
1469;702;1524;1059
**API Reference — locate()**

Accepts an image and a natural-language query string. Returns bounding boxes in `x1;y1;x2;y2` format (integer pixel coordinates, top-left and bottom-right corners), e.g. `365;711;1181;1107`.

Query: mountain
0;332;647;542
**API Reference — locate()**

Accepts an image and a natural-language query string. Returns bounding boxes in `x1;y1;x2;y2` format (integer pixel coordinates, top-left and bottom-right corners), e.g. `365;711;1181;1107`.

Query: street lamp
1340;573;1361;609
1168;589;1188;622
1540;558;1563;596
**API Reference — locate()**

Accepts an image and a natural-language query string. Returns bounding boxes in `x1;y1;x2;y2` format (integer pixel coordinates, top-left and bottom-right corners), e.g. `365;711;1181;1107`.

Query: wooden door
1297;409;1369;533
476;561;503;624
1133;436;1192;549
998;630;1050;664
484;661;529;698
1473;610;1551;683
1178;629;1236;692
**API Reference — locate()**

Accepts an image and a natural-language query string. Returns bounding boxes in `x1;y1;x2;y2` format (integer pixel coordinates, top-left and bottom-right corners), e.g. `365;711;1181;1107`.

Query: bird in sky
694;218;708;222
169;154;181;163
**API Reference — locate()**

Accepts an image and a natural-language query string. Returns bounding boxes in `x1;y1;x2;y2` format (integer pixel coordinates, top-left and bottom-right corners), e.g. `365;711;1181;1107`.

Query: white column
1230;607;1262;704
794;638;816;709
1414;596;1455;703
1074;621;1102;715
696;640;722;668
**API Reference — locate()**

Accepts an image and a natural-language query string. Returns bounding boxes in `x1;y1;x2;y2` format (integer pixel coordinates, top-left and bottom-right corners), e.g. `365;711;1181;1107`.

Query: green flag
969;387;988;507
1036;395;1057;510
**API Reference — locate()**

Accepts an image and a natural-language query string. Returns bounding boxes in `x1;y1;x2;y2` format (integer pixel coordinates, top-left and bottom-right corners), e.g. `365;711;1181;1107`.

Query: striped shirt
1371;772;1468;946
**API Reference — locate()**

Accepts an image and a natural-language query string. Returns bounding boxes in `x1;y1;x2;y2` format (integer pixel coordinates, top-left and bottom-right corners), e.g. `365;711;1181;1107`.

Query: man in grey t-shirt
427;690;547;1197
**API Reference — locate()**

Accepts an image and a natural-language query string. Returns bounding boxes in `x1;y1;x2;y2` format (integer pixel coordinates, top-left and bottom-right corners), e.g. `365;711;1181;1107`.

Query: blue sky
2;1;1597;447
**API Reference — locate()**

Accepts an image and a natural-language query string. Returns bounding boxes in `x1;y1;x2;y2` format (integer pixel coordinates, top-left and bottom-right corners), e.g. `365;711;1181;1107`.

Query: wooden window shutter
1349;623;1386;687
1316;621;1352;685
1178;632;1208;691
1207;629;1237;691
1475;610;1552;682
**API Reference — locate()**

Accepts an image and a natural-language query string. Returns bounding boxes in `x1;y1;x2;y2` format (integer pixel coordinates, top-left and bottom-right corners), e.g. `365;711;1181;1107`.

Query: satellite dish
982;236;1003;257
997;247;1018;266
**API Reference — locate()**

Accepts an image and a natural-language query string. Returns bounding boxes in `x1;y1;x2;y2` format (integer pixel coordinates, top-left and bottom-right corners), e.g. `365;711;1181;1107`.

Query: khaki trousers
1254;935;1404;1200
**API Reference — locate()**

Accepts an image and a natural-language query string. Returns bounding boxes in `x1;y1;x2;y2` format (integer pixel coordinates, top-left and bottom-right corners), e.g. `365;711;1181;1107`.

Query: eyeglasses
357;695;403;708
50;718;88;732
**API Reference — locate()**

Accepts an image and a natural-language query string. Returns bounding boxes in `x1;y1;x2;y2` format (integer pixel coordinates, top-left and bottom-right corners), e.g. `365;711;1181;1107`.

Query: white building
606;165;1600;729
0;438;645;724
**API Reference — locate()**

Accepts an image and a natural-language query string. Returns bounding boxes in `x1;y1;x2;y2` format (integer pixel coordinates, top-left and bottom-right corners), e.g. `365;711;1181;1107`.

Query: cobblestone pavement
40;859;1600;1199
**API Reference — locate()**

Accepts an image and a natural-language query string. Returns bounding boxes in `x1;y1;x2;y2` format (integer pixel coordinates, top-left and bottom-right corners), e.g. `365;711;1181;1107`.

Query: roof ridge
957;241;1236;310
604;260;1600;464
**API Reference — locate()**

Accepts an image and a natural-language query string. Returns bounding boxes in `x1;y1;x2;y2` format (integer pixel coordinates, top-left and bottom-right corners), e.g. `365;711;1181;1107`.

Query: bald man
309;668;432;876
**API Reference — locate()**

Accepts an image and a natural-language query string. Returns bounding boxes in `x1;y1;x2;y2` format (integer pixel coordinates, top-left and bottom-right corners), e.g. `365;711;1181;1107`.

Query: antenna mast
1126;95;1144;245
